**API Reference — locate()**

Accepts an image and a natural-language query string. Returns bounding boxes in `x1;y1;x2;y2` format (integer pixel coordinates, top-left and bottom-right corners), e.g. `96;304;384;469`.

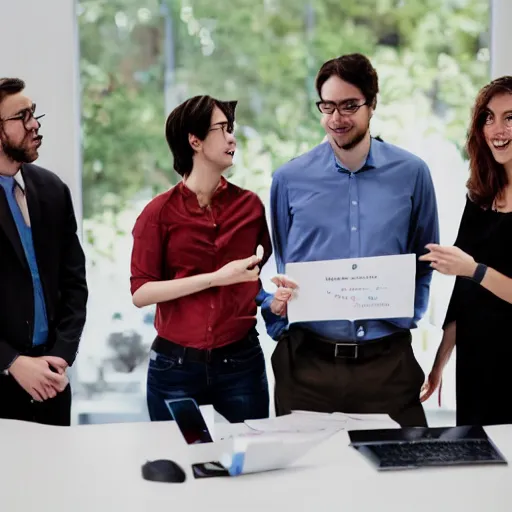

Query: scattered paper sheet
245;411;398;434
194;409;399;476
285;254;416;323
245;412;346;434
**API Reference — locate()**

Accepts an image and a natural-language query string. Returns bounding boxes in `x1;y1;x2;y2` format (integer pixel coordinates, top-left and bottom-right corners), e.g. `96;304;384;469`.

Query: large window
75;0;490;423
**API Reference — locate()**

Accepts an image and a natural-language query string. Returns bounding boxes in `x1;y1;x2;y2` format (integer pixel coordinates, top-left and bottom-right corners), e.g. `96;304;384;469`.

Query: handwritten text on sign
285;254;416;323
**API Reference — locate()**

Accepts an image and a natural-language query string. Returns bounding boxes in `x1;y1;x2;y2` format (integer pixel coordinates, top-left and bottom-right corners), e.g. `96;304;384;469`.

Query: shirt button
210;303;215;309
208;326;212;332
351;226;357;231
352;200;358;206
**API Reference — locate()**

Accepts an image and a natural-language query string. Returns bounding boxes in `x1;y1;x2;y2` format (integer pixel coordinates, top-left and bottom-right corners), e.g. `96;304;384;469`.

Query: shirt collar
334;137;377;173
0;170;25;192
14;170;25;192
179;175;229;212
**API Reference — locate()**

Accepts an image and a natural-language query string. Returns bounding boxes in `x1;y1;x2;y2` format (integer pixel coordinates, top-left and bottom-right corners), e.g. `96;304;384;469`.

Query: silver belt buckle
334;343;358;359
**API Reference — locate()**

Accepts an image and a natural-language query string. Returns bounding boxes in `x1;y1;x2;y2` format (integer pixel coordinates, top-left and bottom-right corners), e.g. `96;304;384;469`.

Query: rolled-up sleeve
258;201;273;268
130;204;165;295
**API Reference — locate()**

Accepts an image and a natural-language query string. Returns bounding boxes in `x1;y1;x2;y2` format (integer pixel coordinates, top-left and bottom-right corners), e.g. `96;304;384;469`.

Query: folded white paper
219;430;334;476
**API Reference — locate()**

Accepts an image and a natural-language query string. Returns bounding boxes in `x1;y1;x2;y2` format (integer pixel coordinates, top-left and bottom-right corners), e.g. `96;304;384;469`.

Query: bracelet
471;263;487;284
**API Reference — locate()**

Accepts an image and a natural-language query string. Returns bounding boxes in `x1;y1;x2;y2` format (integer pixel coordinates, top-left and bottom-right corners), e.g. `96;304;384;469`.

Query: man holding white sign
285;253;417;324
260;54;439;427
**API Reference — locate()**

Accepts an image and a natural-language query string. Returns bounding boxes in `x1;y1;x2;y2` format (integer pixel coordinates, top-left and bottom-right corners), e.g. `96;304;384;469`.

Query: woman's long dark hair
466;76;512;208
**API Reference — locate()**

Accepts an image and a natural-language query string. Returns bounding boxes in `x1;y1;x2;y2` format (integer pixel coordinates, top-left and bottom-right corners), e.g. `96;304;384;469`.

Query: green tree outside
78;0;490;222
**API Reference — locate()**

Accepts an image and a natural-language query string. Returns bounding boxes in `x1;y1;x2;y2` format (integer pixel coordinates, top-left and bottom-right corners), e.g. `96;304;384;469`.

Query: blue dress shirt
258;138;439;342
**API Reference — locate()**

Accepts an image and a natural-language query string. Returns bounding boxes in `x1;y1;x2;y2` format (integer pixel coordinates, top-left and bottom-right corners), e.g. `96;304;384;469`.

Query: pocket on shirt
148;350;179;372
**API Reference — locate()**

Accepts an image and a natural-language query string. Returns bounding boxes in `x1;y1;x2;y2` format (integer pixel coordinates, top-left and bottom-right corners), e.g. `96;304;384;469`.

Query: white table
1;418;511;512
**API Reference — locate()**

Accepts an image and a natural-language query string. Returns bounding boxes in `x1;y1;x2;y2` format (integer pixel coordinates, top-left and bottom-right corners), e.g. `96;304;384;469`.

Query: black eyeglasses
316;100;367;116
0;104;45;129
208;121;235;135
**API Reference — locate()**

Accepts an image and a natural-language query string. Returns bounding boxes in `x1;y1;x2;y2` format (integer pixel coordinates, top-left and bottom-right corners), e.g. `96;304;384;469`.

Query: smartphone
165;398;213;445
192;461;230;479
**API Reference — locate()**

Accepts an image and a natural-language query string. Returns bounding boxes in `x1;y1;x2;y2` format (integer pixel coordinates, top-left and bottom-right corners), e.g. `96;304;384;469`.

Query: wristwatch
2;354;19;376
471;263;488;284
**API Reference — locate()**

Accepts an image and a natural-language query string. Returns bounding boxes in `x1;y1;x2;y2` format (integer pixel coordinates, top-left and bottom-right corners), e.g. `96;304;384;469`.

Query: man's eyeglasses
0;104;45;129
316;100;367;116
208;121;234;135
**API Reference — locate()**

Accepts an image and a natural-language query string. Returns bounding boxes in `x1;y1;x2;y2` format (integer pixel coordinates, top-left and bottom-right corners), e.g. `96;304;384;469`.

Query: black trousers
0;345;72;426
0;375;71;426
271;327;427;427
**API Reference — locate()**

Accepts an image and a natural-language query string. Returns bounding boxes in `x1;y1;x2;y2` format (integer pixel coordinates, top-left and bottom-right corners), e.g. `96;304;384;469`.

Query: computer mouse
141;459;186;483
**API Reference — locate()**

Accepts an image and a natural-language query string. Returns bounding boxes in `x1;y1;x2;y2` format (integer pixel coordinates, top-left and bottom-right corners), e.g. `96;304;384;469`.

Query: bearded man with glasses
0;78;88;425
259;54;440;427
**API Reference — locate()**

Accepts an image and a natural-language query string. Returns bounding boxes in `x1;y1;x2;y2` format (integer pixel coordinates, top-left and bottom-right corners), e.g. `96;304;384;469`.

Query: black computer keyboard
371;439;503;468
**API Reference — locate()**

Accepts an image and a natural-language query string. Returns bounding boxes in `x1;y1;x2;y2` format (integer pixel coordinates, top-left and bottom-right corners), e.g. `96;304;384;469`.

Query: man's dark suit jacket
0;163;88;371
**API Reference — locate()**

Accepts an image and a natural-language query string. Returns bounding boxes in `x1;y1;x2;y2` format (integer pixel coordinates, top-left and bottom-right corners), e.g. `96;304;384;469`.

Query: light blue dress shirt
258;138;439;342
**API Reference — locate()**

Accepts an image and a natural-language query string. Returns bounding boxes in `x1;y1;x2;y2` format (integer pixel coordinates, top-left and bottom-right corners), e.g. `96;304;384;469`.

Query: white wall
491;0;512;78
2;0;82;397
1;0;82;234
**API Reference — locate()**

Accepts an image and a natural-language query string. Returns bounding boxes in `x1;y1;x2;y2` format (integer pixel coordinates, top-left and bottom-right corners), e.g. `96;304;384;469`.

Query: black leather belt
301;329;410;361
151;330;259;364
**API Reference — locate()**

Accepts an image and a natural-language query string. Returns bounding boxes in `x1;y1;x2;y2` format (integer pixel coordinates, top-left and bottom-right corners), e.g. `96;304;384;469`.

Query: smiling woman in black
420;76;512;426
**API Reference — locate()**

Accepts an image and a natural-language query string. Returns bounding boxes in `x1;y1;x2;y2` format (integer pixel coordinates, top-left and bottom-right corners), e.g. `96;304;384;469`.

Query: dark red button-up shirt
130;178;272;349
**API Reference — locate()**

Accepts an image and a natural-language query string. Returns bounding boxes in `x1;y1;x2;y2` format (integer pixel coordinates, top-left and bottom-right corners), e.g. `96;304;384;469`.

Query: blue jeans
146;331;269;423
